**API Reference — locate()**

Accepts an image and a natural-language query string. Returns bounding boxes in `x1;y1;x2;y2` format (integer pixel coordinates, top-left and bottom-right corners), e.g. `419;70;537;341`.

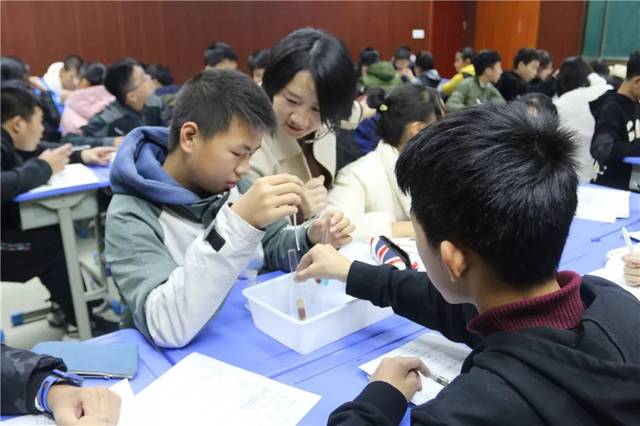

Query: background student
553;56;611;183
441;46;475;97
204;41;238;71
496;47;540;101
60;62;115;136
445;49;504;112
590;50;640;190
247;48;271;84
328;84;443;240
63;59;163;148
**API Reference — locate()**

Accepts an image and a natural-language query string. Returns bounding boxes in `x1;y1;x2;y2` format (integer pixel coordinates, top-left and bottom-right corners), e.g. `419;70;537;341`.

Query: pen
622;226;634;255
430;373;450;387
71;145;91;152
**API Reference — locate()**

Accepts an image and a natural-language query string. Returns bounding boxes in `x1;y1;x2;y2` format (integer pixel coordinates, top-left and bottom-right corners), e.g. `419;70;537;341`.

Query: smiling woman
249;28;358;220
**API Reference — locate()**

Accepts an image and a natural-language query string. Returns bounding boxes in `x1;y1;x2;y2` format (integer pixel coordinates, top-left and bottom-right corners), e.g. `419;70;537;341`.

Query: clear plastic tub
242;273;392;354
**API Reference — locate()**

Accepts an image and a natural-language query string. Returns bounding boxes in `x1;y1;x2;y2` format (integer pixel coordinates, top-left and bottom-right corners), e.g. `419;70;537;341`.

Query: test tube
292;214;301;251
288;248;299;273
296;298;307;320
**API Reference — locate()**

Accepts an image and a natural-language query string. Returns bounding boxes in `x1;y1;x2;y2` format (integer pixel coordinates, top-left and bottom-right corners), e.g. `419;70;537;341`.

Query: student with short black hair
60;63;116;136
247;49;271;84
295;103;640;425
393;46;414;82
146;64;180;96
530;49;556;97
250;28;359;221
358;47;380;78
1;87;114;329
413;51;441;89
590;50;640;190
496;47;540;101
63;59;163;147
204;41;238;70
441;47;475;97
328;84;443;240
105;69;353;347
1;56;62;142
445;49;504;112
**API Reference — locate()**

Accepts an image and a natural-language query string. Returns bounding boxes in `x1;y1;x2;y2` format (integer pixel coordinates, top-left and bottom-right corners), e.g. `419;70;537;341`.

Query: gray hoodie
105;126;309;347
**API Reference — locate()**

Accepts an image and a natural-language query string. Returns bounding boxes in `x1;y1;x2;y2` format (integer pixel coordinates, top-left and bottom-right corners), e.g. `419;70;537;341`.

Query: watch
34;369;84;415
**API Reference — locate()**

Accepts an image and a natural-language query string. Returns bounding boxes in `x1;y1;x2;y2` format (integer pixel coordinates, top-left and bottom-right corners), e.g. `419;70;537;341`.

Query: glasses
127;73;151;93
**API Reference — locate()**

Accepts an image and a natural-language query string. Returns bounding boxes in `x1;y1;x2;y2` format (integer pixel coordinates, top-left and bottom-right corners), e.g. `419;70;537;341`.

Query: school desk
13;165;111;340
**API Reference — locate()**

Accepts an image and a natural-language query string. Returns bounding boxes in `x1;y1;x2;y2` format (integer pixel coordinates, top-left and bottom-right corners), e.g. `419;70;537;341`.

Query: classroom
1;0;639;424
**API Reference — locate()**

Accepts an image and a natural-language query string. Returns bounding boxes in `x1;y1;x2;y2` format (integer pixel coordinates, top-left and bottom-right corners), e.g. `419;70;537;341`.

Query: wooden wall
474;0;541;69
1;1;437;83
537;0;587;65
1;1;587;83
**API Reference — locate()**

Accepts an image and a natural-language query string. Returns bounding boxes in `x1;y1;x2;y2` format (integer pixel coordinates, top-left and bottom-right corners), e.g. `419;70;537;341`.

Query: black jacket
328;262;640;425
1;129;82;229
590;89;640;190
496;70;532;102
1;344;66;415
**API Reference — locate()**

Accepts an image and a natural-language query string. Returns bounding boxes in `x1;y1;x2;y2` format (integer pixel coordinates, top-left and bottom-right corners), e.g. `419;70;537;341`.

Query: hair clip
378;104;388;112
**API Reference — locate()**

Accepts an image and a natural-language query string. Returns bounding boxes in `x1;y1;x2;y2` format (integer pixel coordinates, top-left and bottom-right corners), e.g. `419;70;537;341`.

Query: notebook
31;342;138;379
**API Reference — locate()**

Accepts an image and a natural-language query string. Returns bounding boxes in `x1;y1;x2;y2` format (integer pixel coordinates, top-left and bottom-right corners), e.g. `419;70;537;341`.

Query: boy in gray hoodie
105;70;354;348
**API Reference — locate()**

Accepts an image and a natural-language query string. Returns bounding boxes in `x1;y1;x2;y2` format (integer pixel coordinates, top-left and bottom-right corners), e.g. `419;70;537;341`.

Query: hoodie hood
589;89;630;121
461;276;640;425
110;126;234;224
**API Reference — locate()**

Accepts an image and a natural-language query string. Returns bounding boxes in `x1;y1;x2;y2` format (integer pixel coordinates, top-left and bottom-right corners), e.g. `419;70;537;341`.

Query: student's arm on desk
346;262;478;346
106;197;264;348
591;105;640;166
0;159;52;203
63;115;117;148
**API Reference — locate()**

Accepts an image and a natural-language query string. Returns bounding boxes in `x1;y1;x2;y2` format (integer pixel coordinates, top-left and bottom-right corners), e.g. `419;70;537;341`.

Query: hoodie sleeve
591;103;640;166
442;72;464;97
346;262;479;346
106;196;264;348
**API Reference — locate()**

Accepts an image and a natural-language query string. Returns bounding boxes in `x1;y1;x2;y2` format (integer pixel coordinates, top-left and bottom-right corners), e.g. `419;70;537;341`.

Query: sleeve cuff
354;381;408;425
346;261;391;301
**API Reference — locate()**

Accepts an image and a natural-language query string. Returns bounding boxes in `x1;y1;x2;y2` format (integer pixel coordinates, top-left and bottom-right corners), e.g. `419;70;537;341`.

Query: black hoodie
590;89;640;190
328;262;640;425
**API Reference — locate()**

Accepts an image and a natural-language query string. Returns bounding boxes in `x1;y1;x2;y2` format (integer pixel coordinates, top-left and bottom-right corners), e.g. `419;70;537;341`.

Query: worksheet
360;333;471;405
26;164;99;194
126;352;321;426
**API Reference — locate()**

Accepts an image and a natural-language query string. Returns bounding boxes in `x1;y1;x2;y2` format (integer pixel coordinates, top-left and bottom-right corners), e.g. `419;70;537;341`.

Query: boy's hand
48;385;121;425
300;176;327;219
39;144;72;174
80;147;116;166
295;244;353;282
231;174;303;229
307;210;355;248
371;356;430;402
622;253;640;286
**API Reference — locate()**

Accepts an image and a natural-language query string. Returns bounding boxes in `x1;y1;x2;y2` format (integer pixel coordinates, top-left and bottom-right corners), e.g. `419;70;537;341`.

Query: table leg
57;205;92;339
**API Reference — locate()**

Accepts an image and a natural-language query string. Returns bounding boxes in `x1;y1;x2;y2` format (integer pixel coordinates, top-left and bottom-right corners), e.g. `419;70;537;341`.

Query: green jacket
361;61;402;92
445;77;505;112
